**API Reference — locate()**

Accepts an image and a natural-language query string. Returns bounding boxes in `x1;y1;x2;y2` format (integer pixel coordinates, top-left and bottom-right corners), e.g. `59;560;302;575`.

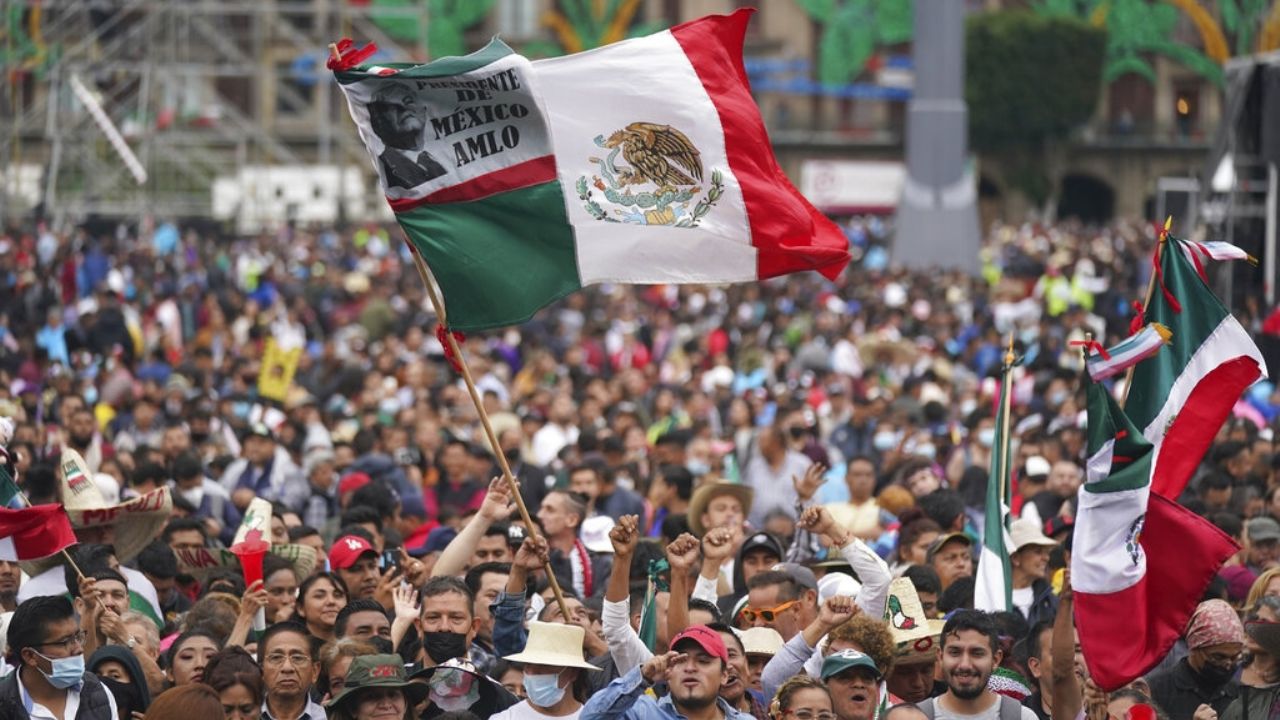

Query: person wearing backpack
913;610;1038;720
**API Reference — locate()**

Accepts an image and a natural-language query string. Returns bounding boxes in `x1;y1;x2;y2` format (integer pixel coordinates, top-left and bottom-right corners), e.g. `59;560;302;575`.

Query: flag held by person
333;10;850;332
1084;323;1171;382
0;504;76;562
1126;233;1266;500
1072;378;1238;691
975;346;1015;612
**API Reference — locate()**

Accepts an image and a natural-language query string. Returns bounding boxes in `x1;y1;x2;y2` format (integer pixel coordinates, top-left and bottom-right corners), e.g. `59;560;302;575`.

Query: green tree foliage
795;0;913;86
966;11;1106;208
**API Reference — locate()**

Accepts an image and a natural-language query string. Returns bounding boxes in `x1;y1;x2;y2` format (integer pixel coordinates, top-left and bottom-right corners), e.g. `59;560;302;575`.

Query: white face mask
177;486;204;507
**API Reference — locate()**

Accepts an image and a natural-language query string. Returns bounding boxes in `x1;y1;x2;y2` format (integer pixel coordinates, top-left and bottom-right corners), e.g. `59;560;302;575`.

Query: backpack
917;695;1025;720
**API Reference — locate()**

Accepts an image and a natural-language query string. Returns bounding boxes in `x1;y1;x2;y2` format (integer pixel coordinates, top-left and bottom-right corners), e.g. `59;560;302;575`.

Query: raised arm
1051;571;1082;720
665;533;701;635
601;514;653;674
695;526;734;603
432;477;513;578
761;595;858;701
798;505;891;616
492;535;548;656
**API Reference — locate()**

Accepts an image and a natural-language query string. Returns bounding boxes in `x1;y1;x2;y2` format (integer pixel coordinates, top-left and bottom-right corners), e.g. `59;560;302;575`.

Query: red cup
231;538;270;588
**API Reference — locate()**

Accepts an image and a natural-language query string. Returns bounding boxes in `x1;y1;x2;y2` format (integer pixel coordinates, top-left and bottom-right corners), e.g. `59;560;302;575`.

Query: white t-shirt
1012;586;1035;618
490;699;582;720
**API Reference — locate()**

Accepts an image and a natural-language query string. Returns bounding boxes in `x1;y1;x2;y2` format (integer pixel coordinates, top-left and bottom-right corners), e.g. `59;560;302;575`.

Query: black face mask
423;631;469;664
504;448;522;466
368;636;395;655
1197;662;1238;687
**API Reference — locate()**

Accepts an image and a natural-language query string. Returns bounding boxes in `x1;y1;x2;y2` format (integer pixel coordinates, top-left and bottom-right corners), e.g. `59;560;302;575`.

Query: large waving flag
1073;379;1237;691
333;10;849;331
0;504;76;561
974;352;1013;612
1125;234;1266;499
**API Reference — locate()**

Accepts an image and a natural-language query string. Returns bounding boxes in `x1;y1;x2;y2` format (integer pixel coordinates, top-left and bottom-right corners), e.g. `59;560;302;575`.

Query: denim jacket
581;666;755;720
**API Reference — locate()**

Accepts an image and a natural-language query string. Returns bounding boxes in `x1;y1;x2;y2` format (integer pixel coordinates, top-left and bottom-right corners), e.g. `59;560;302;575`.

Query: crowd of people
0;213;1276;720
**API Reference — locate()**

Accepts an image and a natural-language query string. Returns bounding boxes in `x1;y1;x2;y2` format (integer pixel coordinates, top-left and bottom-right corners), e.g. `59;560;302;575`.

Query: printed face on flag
338;47;553;200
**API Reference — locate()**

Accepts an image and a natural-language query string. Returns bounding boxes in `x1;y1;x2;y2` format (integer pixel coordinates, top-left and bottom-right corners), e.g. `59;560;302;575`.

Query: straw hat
741;627;784;658
883;577;945;662
687;480;753;536
502;621;601;670
1009;518;1057;553
24;448;172;575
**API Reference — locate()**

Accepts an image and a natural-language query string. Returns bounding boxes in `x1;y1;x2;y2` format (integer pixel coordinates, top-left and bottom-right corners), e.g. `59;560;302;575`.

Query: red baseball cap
329;535;377;570
338;472;372;497
670;625;729;664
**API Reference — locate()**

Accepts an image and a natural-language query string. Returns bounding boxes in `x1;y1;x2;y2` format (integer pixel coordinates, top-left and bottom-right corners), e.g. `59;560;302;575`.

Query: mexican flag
1072;379;1237;691
334;10;849;331
1125;234;1266;500
974;360;1013;612
0;504;76;562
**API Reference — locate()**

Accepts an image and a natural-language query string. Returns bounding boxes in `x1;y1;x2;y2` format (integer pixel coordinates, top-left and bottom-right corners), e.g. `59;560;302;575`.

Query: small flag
638;558;669;647
1085;323;1171;381
0;505;76;561
0;466;19;508
975;354;1014;612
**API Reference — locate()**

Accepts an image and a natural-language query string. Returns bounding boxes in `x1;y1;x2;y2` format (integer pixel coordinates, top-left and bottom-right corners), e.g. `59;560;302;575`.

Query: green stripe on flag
1084;380;1154;495
396;181;581;331
334;38;515;85
0;466;18;507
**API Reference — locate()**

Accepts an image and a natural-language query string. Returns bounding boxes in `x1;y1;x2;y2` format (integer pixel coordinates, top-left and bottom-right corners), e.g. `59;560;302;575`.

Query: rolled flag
1183;240;1258;266
638;558;669;648
1084;324;1172;381
0;505;76;562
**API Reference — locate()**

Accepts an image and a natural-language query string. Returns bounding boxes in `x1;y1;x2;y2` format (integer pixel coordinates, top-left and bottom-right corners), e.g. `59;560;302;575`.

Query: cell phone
381;549;401;572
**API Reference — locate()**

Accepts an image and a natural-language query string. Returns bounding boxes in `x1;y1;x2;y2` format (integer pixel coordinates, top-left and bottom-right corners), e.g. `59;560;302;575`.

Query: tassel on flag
1085;324;1172;381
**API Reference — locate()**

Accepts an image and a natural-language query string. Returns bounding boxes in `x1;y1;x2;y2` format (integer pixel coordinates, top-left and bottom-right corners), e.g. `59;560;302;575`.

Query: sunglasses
741;599;799;623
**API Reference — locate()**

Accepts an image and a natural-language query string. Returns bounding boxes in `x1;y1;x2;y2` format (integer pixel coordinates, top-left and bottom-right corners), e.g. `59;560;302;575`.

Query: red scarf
573;538;594;598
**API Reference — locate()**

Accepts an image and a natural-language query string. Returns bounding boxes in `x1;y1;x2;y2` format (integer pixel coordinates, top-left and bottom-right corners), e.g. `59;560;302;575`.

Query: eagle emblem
1125;514;1145;566
576;122;724;227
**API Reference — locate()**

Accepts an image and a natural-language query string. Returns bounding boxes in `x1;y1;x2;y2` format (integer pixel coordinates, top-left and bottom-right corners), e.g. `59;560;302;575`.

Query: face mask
977;428;996;448
428;667;481;712
523;671;566;708
35;651;84;689
959;399;977;417
83;387;98;406
178;486;204;507
915;443;936;461
423;631;469;664
1197;661;1238;687
1049;390;1068;406
873;432;898;452
369;636;394;655
686;460;710;477
504;448;522;465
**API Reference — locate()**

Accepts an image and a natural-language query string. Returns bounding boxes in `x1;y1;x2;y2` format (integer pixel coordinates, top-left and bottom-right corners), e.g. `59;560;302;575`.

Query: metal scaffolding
1;0;430;227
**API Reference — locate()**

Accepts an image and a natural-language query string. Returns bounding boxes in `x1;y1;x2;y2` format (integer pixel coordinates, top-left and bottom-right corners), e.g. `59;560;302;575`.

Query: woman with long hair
889;514;942;576
317;637;379;702
291;572;349;643
204;646;264;720
165;630;222;687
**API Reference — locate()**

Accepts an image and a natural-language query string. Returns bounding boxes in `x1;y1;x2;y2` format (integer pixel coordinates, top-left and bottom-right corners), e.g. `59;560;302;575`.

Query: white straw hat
501;621;600;670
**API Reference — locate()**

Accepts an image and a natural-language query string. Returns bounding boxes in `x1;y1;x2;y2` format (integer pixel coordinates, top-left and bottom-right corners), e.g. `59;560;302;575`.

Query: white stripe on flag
974;544;1009;612
1086;439;1115;485
1072;485;1150;594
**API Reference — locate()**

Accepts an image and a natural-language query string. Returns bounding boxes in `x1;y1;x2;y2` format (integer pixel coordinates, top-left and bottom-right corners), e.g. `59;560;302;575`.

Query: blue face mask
523;671;566;708
35;651;84;689
686;460;711;477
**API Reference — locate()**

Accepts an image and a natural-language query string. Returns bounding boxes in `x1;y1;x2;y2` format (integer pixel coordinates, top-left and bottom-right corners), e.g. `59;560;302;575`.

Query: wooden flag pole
1120;217;1171;409
10;485;85;581
406;244;574;622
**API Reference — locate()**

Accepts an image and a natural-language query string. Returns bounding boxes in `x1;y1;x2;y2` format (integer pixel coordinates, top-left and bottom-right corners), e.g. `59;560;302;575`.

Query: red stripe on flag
1150;356;1263;500
387;156;558;212
671;11;850;281
0;504;76;561
1075;494;1237;691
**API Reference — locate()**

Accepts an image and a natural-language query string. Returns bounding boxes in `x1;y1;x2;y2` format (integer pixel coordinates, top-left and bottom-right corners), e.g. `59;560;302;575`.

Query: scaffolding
0;0;432;228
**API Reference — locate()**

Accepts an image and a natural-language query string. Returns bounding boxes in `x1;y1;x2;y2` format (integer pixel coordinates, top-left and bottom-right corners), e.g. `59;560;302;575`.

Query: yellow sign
258;339;301;402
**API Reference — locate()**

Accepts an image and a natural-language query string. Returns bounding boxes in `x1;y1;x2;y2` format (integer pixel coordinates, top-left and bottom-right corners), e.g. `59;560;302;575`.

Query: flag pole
997;334;1015;516
1120;217;1171;409
405;240;574;622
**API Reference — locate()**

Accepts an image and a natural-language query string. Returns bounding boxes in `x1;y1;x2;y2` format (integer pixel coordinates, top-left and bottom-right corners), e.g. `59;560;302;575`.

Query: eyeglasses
264;651;312;667
36;631;86;653
788;710;837;720
741;600;799;623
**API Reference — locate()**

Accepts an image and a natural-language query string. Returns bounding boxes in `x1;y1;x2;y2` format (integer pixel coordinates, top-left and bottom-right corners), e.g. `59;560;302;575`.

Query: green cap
820;649;882;681
325;654;429;711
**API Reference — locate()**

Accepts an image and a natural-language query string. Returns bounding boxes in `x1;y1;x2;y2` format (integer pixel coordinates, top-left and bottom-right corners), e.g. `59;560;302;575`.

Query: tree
966;11;1106;215
795;0;913;86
